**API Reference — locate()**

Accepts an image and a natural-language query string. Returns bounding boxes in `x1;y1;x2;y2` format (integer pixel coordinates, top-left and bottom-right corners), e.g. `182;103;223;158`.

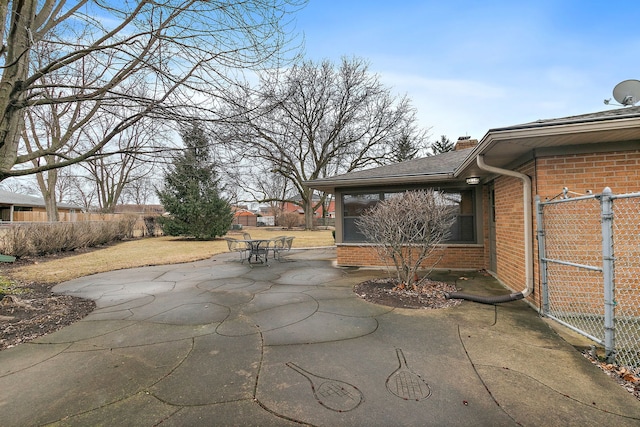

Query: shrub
355;190;455;289
0;216;137;258
143;216;158;236
279;212;300;229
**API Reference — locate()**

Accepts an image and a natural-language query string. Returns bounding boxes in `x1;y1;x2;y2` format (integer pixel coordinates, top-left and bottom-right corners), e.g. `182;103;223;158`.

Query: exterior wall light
465;177;480;185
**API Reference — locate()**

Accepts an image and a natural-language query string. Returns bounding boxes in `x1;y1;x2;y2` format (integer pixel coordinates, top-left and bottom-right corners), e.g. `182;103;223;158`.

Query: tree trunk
35;164;60;222
0;0;35;181
302;188;315;230
44;193;59;221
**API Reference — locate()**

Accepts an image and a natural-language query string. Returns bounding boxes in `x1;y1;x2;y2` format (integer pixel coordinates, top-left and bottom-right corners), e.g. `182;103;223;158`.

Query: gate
536;187;640;372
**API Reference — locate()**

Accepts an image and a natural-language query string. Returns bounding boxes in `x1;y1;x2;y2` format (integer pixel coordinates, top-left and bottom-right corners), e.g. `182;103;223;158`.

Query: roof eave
455;114;640;177
306;172;456;193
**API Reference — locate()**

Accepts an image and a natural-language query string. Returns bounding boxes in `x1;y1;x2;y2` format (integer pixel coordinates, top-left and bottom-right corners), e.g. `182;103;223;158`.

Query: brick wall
336;244;485;270
533;148;640;312
490;149;640;308
493;161;534;301
536;149;640;198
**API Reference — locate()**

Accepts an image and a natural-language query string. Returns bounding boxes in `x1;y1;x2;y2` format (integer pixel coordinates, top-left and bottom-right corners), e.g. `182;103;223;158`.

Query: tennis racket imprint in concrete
287;347;431;414
386;348;432;401
286;362;364;412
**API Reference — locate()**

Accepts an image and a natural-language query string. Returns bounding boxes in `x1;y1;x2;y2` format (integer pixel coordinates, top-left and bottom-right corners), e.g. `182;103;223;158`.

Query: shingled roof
0;189;79;210
307;106;640;193
307;148;473;192
491;105;640;131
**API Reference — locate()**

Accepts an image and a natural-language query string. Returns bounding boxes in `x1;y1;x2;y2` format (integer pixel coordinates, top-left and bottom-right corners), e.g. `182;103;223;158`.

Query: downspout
446;155;534;304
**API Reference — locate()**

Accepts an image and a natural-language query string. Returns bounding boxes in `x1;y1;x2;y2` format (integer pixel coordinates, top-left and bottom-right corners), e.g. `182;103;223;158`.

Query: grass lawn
5;228;335;285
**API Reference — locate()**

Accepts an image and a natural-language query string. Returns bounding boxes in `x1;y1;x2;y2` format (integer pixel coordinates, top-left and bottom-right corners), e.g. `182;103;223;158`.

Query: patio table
238;239;273;266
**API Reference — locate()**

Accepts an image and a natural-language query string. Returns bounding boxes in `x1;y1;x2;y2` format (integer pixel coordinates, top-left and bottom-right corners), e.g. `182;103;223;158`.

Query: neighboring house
0;190;80;222
280;199;336;226
233;209;258;227
256;199;335;227
306;107;640;309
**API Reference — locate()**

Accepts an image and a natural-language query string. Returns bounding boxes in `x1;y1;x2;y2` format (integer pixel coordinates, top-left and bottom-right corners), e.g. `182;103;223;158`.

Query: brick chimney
454;136;478;151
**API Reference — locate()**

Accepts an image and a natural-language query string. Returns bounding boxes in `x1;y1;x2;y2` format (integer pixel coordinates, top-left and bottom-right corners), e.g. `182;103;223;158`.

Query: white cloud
374;71;514;140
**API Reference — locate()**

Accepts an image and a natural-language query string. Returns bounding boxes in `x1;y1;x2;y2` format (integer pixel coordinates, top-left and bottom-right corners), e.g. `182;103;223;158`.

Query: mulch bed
0;254;96;351
353;277;461;309
0;282;95;351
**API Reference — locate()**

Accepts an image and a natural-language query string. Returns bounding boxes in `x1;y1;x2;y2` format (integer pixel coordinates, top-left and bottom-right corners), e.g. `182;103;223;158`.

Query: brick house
306;107;640;308
275;199;336;226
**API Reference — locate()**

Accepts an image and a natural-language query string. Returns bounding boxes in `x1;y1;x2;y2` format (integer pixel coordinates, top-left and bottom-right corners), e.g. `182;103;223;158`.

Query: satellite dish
612;79;640;106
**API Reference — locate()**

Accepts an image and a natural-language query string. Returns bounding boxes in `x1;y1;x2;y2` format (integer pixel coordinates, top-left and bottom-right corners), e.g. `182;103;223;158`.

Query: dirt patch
353;277;461;310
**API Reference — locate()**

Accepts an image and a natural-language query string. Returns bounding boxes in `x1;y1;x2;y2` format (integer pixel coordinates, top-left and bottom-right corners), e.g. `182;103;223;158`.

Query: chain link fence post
535;195;549;314
599;187;616;363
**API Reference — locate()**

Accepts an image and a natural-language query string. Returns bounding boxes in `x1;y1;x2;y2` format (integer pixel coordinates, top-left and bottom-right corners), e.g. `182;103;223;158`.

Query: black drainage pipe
445;291;524;305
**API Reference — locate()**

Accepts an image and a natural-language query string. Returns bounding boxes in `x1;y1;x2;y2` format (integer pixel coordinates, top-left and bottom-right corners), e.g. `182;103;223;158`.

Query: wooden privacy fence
6;211;161;237
12;211;119;222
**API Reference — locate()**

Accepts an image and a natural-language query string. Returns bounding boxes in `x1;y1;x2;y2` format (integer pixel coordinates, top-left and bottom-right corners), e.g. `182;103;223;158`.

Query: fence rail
536;187;640;373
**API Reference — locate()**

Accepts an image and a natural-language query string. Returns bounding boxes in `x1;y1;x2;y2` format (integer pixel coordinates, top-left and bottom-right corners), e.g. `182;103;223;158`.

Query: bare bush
356;190;456;289
0;216;137;257
0;226;33;258
279;212;301;229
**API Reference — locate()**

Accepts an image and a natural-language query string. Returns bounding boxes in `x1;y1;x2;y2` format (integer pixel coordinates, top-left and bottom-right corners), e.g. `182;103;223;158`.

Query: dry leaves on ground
582;351;640;401
353;277;461;310
0;281;95;351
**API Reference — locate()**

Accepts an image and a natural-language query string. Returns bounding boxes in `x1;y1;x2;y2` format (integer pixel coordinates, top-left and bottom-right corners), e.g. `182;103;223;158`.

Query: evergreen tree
157;123;233;239
428;135;454;156
391;132;422;163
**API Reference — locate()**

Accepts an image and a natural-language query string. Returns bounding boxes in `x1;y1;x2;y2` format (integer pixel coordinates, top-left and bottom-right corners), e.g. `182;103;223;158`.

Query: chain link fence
536;188;640;373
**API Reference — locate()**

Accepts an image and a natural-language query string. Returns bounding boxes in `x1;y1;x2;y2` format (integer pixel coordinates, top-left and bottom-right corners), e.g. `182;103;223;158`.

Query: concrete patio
0;248;638;426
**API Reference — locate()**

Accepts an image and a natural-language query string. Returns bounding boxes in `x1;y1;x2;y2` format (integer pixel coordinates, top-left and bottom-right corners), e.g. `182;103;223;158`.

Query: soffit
457;116;640;178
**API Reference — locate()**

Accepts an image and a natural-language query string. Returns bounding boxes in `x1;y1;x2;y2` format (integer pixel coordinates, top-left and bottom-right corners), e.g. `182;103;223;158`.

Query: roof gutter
446;154;534;304
305;172;455;193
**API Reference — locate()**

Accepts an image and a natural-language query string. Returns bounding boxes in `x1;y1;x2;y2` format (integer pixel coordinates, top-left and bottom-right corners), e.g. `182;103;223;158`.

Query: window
13;206;33;212
342;189;476;243
343;193;380;242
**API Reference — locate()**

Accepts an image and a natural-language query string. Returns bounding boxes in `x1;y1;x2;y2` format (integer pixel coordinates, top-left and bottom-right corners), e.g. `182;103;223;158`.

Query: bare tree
19;35;165;219
255;164;295;224
355;190;455;290
77;117;165;212
66;174;97;211
0;178;38;195
0;0;305;182
121;177;158;206
53;167;79;204
221;57;426;228
20;58;86;220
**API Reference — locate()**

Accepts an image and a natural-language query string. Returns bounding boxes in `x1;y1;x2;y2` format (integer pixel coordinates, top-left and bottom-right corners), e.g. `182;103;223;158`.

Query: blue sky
295;0;640;142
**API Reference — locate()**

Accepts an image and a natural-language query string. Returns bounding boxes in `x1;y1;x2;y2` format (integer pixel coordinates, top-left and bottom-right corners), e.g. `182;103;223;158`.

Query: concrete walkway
1;248;638;426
